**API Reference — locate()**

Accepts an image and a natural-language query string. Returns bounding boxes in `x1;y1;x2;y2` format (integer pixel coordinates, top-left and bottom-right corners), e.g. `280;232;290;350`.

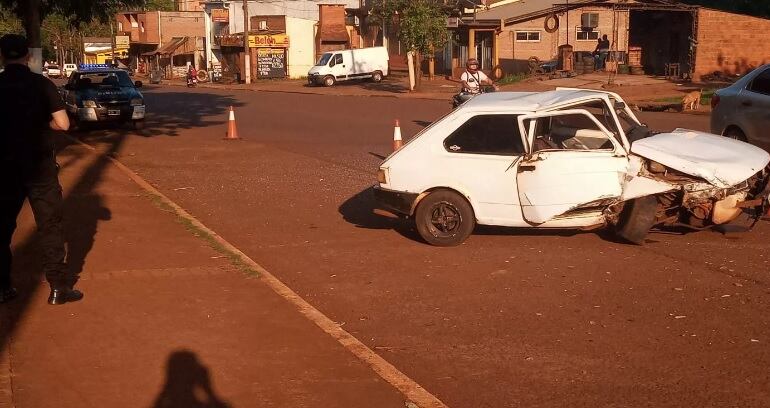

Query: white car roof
462;89;612;113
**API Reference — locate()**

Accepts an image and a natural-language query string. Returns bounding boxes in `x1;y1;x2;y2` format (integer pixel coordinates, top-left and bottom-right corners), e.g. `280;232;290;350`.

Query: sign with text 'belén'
248;34;289;48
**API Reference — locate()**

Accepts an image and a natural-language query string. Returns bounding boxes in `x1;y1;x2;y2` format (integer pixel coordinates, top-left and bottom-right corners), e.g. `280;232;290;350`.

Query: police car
61;64;145;129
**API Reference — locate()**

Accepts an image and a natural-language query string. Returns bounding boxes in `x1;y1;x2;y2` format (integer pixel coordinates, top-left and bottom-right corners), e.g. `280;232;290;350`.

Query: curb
66;135;449;408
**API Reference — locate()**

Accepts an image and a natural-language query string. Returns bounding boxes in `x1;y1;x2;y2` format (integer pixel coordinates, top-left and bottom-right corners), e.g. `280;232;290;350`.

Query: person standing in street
0;34;83;305
594;35;611;70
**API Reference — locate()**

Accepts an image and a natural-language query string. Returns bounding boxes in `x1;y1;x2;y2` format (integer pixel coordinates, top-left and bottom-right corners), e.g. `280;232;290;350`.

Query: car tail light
711;94;720;109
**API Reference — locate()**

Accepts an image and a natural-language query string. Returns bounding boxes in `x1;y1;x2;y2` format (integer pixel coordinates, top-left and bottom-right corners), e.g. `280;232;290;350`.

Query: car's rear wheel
725;127;747;142
614;195;659;244
415;190;475;246
371;71;383;82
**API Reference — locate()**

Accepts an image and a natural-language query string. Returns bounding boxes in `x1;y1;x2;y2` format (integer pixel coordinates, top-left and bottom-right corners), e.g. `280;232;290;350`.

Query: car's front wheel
415;190;475;246
614;195;658;244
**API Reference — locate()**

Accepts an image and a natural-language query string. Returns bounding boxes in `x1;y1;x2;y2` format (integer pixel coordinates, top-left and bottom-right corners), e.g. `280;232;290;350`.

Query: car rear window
749;68;770;95
444;114;525;155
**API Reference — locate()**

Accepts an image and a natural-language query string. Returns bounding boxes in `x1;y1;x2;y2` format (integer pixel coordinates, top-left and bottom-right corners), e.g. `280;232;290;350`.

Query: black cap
0;34;29;60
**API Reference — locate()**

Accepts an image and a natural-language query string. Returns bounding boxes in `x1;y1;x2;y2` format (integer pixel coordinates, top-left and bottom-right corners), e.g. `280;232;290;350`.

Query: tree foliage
680;0;770;18
370;0;449;56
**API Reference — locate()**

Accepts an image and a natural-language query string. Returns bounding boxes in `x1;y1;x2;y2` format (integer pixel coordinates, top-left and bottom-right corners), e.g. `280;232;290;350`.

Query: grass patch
145;191;260;278
497;73;528;86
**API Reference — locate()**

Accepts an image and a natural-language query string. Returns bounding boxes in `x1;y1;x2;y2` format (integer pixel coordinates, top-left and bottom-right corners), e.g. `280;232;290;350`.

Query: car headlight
82;100;97;108
130;98;144;106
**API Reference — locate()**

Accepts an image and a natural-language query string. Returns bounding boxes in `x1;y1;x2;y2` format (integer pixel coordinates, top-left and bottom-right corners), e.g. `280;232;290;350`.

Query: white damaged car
374;89;770;246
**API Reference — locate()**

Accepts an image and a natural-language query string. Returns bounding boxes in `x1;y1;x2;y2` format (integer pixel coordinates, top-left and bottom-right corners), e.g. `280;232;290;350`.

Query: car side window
334;54;343;65
748;68;770;95
530;113;614;152
444;114;524;155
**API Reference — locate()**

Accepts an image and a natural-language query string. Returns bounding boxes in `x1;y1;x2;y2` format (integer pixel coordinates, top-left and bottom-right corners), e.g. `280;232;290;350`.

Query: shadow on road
151;350;232;408
1;88;239;357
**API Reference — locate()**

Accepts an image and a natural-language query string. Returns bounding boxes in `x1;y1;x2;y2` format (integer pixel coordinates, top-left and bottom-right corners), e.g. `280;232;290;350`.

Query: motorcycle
451;84;498;109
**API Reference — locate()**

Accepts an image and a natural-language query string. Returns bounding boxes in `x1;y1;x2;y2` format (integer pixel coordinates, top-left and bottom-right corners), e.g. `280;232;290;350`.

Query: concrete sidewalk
0;139;429;407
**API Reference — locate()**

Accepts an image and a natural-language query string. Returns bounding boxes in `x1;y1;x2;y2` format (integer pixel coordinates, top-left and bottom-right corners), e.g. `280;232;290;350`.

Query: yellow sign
248;34;289;48
115;35;130;47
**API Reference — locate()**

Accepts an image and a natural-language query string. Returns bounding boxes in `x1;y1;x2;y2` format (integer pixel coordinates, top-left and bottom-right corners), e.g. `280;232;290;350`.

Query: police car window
73;72;134;88
444;114;524;155
748;68;770;95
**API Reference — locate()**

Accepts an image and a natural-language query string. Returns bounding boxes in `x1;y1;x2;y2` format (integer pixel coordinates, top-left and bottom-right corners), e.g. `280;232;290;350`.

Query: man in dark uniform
0;34;83;305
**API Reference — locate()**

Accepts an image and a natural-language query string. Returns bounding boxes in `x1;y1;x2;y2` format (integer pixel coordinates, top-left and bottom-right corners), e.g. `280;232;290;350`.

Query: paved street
4;85;770;407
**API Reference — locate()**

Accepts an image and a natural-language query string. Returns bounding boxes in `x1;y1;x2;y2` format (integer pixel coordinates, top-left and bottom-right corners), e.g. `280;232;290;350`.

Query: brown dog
682;89;703;111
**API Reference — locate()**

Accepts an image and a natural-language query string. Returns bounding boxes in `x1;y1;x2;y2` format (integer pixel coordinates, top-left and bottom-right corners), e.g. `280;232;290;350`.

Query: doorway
628;10;694;76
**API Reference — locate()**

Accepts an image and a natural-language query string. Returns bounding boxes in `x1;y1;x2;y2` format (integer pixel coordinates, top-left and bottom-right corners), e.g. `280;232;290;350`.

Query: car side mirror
134;81;143;88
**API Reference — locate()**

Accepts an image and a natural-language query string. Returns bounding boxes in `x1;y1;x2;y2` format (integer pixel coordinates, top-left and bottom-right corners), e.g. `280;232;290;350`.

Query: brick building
116;10;206;77
445;0;770;81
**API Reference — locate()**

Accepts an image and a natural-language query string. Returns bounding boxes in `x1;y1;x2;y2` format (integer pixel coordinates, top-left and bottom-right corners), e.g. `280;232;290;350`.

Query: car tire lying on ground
614;195;659;245
415;190;476;247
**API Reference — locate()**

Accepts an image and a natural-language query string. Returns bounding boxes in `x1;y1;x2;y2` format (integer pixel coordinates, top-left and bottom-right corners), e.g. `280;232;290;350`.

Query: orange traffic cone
392;119;403;151
224;106;240;140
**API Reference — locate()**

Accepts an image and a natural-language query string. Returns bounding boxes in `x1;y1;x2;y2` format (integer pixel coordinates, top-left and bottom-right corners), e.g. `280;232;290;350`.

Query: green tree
371;0;449;90
0;0;143;71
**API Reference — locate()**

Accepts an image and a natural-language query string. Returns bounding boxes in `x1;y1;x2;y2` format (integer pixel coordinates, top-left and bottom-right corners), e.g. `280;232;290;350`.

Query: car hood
630;129;770;188
308;66;324;75
77;87;139;103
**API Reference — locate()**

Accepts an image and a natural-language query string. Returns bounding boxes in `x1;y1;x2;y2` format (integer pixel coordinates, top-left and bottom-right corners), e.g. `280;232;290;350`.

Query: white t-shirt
461;70;489;93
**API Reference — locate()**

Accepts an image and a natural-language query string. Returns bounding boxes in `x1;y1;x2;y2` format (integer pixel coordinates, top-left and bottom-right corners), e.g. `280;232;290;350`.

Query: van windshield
316;53;332;66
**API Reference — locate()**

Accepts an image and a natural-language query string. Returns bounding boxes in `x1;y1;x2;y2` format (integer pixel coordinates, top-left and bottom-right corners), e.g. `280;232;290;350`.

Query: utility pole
110;20;116;66
242;0;251;84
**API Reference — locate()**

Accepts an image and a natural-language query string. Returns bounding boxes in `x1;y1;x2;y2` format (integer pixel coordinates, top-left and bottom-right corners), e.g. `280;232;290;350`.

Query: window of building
515;31;541;42
748;68;770;95
444;114;525;155
576;28;600;41
581;13;599;28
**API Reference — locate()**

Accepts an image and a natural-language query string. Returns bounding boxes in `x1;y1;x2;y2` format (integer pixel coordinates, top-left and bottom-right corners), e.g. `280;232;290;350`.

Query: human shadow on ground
151;350;232;408
1;88;240;355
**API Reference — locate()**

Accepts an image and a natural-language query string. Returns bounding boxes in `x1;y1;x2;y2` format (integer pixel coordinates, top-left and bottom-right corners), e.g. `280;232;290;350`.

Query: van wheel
323;76;335;87
614;195;659;245
371;71;383;82
415;190;475;246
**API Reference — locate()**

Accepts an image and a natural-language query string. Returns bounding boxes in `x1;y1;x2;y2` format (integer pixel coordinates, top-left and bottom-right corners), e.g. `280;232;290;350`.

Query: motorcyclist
453;58;498;107
186;64;197;87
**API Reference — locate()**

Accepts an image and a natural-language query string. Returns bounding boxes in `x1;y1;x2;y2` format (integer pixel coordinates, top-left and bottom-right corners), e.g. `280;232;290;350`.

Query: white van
308;47;389;87
63;63;77;78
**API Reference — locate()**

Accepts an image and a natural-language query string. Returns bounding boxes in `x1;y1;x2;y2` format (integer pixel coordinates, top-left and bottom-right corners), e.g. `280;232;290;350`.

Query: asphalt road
78;85;770;408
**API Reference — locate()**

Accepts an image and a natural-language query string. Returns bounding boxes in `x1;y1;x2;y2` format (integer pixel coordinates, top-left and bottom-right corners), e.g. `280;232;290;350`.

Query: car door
329;53;347;80
436;113;528;226
738;67;770;149
516;109;628;225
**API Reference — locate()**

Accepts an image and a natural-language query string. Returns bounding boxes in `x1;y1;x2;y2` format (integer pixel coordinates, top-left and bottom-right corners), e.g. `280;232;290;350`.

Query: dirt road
62;86;770;407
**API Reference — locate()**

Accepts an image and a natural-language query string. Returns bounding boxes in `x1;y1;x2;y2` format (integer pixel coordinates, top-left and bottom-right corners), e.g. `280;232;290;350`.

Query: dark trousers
0;154;68;289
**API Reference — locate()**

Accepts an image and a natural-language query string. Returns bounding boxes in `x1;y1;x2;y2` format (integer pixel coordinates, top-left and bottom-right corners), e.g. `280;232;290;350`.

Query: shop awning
318;24;350;43
141;37;188;56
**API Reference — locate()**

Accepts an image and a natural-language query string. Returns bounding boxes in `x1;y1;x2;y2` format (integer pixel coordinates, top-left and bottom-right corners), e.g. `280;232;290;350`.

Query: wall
286;16;317;77
694;8;770;79
227;0;358;33
497;7;629;74
159;11;206;44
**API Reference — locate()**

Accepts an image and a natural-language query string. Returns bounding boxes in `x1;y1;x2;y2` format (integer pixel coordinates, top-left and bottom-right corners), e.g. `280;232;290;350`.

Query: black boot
48;287;83;305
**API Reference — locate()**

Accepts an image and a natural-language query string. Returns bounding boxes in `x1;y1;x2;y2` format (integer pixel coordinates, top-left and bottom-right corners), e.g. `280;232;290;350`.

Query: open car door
516;109;628;224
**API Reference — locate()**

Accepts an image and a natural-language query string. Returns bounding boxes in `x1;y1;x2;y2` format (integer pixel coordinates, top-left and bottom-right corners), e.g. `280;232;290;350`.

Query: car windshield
316;53;332;66
72;71;134;89
48;65;59;69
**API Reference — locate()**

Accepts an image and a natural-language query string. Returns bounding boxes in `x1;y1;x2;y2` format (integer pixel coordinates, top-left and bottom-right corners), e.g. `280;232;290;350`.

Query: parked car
308;46;389;87
63;63;77;78
374;89;770;246
45;64;61;78
60;64;145;130
711;64;770;150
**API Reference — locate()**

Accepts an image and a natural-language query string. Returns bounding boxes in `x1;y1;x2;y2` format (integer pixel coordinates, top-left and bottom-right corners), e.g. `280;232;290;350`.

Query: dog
682;89;703;111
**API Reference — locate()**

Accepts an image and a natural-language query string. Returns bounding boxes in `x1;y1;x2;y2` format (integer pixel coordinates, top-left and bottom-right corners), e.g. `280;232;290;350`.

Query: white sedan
375;89;770;246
